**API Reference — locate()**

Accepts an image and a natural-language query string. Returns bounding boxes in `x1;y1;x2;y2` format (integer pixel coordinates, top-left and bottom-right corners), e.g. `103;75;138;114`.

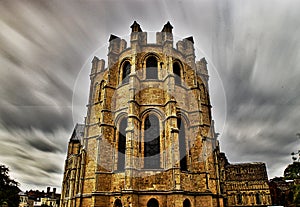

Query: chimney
52;187;56;198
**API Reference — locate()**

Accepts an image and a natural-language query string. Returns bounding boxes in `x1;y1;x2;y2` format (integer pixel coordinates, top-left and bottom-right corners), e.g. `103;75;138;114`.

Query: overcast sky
1;0;300;192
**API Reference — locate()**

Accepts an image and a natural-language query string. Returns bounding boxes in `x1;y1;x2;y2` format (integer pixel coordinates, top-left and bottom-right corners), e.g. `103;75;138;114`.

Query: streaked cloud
0;0;299;191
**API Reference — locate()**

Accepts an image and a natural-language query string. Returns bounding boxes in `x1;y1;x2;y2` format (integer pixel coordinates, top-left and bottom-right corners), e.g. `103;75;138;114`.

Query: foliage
0;165;20;207
283;162;300;206
293;184;300;207
284;162;300;180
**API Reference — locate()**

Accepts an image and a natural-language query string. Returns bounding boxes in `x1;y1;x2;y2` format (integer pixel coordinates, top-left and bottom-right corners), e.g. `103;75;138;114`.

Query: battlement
91;21;199;76
108;21;195;59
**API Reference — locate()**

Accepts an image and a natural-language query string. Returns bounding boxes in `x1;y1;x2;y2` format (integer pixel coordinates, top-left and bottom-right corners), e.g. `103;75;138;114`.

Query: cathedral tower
61;22;224;207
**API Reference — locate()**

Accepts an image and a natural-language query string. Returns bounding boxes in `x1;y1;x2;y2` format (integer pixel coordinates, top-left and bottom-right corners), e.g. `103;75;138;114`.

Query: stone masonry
60;22;271;207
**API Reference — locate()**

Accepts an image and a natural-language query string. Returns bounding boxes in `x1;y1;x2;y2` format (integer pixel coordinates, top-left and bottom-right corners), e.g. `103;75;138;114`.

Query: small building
19;191;34;207
33;197;57;207
269;177;294;206
25;187;60;207
221;161;272;206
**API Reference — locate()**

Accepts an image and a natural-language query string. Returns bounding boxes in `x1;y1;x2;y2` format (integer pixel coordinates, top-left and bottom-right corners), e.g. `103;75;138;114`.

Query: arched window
178;118;187;171
122;61;131;84
117;118;127;171
183;199;191;207
256;193;261;205
65;176;70;197
147;198;159;207
98;81;104;101
146;56;158;79
237;193;242;204
173;62;181;85
94;82;99;102
144;114;160;169
200;84;207;102
114;199;122;207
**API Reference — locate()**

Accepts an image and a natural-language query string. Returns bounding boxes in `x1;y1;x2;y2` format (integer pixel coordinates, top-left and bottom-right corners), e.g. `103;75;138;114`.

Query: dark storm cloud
26;137;61;153
212;0;300;177
0;127;68;188
1;0;300;191
0;0;115;190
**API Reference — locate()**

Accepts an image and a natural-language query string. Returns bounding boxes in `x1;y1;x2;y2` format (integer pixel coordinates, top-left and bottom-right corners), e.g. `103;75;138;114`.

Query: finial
184;36;194;44
130;21;142;32
109;34;120;42
162;21;173;33
200;57;207;64
92;56;99;62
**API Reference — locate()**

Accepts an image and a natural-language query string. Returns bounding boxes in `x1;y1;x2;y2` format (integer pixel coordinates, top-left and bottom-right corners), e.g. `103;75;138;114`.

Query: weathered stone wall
60;22;223;207
222;163;272;206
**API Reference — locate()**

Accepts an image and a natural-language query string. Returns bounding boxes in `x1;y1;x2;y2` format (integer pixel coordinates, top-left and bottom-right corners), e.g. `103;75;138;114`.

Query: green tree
284;162;300;180
293;184;300;207
284;162;300;206
0;165;20;207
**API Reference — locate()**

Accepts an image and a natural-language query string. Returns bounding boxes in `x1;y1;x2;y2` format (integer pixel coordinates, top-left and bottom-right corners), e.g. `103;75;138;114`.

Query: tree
0;165;20;207
284;162;300;206
284;162;300;180
293;184;300;207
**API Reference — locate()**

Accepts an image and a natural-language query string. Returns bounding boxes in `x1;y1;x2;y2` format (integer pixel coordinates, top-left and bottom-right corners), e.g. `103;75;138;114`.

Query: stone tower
61;22;224;207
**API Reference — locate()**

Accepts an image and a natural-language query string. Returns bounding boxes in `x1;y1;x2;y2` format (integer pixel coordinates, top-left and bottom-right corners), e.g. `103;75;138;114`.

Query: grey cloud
212;0;300;178
1;0;300;190
0;127;69;189
26;137;60;153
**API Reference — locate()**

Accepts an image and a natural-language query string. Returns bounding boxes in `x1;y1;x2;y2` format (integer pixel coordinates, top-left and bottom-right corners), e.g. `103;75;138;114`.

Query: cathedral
60;22;272;207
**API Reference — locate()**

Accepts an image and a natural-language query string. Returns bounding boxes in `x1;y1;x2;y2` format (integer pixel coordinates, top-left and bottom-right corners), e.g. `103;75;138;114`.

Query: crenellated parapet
93;21;198;75
91;56;105;76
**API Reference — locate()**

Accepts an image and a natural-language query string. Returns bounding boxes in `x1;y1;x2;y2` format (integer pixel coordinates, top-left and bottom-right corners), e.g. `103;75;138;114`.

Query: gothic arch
120;60;131;84
139;53;161;80
237;193;242;204
256;192;262;205
140;52;162;66
176;112;191;128
116;117;127;171
199;83;207;102
146;56;158;79
147;198;159;207
64;169;71;197
173;59;184;70
178;117;188;171
114;113;128;127
173;60;184;85
98;80;105;102
113;199;122;207
143;114;161;169
183;199;191;207
93;82;99;102
140;108;165;121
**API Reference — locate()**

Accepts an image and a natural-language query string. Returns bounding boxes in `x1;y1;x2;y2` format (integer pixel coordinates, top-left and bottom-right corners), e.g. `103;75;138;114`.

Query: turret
91;56;105;76
130;21;147;50
196;57;209;84
156;21;173;53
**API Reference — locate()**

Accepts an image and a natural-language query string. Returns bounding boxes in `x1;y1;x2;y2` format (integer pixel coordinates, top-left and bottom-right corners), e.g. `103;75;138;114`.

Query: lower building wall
61;193;224;207
94;195;110;207
225;192;272;207
68;193;224;207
